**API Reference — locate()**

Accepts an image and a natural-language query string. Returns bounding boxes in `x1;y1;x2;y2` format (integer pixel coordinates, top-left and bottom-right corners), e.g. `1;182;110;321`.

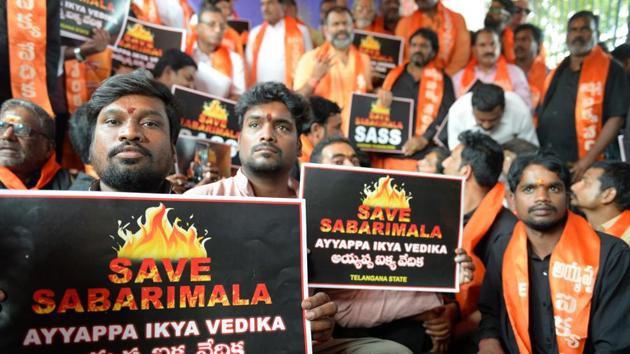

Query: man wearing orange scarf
294;6;372;135
352;0;398;35
395;0;470;76
453;28;532;110
538;11;629;182
478;153;630;354
571;161;630;245
190;3;245;99
514;24;547;109
372;28;455;171
437;131;517;352
247;0;313;87
484;0;516;63
0;99;73;190
299;96;343;164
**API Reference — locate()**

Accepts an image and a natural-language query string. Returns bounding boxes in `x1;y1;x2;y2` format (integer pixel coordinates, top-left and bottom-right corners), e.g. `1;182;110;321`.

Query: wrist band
74;47;85;62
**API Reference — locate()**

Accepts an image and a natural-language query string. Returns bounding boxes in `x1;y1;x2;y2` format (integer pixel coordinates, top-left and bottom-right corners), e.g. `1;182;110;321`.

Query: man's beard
99;164;169;193
355;18;373;29
329;31;354;49
568;37;595;56
484;15;503;32
242;143;286;175
523;208;567;232
410;52;432;67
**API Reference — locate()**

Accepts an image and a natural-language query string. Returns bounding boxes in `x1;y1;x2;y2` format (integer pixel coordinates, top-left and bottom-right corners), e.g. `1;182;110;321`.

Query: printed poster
60;0;131;46
353;30;404;80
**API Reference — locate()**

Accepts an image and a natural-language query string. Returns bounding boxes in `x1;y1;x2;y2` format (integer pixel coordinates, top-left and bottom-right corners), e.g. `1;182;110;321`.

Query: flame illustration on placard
368;101;391;120
360;35;381;52
126;23;154;42
201;100;229;121
116;204;208;260
361;176;412;208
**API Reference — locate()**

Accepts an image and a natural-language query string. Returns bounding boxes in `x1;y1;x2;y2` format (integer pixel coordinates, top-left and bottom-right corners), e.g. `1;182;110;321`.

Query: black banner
353;30;404;80
0;192;309;353
60;0;131;46
112;17;185;71
173;85;241;167
347;93;414;154
299;164;463;292
227;20;250;35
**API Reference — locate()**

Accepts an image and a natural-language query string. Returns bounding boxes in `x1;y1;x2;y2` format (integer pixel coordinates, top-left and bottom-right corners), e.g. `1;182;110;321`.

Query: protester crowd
1;0;629;353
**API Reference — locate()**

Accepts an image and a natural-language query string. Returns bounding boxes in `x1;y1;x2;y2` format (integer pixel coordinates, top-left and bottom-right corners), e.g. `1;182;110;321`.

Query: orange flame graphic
116;204;208;260
361;176;412;209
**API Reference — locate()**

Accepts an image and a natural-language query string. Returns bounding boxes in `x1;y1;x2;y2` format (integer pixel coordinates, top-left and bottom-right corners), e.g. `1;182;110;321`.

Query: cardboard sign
175;135;232;183
0;191;310;354
300;164;463;292
172;85;241;167
60;0;131;46
347;93;414;154
353;30;404;79
112;17;186;70
228;19;250;35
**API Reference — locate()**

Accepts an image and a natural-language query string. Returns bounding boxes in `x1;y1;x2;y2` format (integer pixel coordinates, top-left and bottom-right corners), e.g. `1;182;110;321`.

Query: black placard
228;19;250;35
60;0;131;46
173;85;241;167
299;164;463;292
0;191;309;353
352;30;404;79
347;93;414;154
112;17;186;71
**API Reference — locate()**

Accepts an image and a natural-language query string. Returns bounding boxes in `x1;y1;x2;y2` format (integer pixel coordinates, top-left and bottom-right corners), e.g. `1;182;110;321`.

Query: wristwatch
73;47;86;62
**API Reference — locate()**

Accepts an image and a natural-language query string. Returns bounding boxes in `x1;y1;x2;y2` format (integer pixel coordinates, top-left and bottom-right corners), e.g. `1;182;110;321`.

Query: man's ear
461;164;473;181
296;133;303;157
600;187;618;206
311;122;324;140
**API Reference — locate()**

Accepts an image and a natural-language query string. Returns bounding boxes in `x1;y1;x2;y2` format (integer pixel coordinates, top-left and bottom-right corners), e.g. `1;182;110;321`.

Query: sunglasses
0;120;46;138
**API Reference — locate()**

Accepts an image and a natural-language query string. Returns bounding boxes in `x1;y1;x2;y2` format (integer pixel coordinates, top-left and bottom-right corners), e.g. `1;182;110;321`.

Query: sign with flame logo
112;17;186;70
61;0;131;46
299;164;464;291
348;93;414;154
0;192;309;353
353;30;404;81
173;85;241;167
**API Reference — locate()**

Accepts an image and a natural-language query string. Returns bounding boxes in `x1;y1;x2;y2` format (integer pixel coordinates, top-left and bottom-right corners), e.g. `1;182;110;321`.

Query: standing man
395;0;470;75
294;6;372;134
247;0;313;88
375;28;456;171
300;96;343;163
484;0;516;63
509;0;532;31
478;152;630;353
453;28;532;110
538;11;629;181
513;24;547;108
571;161;630;244
352;0;399;35
191;3;246;99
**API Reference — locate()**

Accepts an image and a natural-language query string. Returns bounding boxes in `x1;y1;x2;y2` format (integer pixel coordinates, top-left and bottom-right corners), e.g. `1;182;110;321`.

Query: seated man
310;135;361;166
571;161;630;244
447;82;538;150
153;49;198;90
478;152;630;353
0;99;73;190
300;96;343;163
417;146;449;174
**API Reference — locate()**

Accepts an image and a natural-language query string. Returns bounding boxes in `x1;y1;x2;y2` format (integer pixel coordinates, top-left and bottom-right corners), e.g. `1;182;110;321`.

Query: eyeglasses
514;7;532;15
0;120;46;138
488;7;510;16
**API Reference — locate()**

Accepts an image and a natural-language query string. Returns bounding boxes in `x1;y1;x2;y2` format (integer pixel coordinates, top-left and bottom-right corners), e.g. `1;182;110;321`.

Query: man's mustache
108;142;152;159
528;203;558;213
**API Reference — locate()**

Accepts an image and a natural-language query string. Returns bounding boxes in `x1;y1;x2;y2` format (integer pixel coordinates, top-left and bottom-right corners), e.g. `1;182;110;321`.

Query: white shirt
192;46;245;98
447;91;539;149
155;0;185;29
246;18;313;84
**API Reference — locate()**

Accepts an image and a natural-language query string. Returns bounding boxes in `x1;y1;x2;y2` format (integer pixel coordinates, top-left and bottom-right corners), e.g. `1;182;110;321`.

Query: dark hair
502;138;538;156
69;104;92;164
427;146;450;174
496;0;515;13
303;96;341;133
591;161;630;210
152;49;197;78
458;130;504;188
472;27;500;46
507;152;571;193
0;98;55;140
310;135;355;163
471;83;505;112
85;70;181;144
514;23;544;51
324;6;354;24
568;11;599;33
235;82;310;134
611;43;630;63
409;27;439;54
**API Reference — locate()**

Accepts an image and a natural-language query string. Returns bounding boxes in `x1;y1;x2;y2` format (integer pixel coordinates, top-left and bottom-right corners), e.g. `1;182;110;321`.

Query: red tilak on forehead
265;113;273;122
127;107;137;114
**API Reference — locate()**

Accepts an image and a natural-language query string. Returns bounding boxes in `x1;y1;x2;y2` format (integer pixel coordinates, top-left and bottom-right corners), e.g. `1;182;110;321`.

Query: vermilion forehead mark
265;113;273;122
127;107;137;114
536;178;545;186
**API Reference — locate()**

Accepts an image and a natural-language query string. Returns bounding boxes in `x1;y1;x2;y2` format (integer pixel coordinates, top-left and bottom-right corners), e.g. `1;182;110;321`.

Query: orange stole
603;210;630;238
459;56;513;96
251;16;304;88
0;153;61;190
503;212;600;354
299;135;314;164
209;46;233;78
502;27;515;63
528;56;547;109
360;16;390;35
455;183;506;317
543;46;610;158
7;0;53;115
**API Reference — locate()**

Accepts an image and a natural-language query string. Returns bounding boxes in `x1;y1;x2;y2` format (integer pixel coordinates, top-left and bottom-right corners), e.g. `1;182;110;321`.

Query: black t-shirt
538;57;630;163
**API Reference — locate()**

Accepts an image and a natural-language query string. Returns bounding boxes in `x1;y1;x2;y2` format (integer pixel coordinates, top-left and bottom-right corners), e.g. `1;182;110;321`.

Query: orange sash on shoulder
528;56;547;109
503;212;600;354
603;210;630;238
7;0;53;116
209;46;233;79
251;16;304;87
502;27;515;63
460;56;513;96
383;62;444;136
456;183;506;317
131;0;161;23
0;153;61;190
64;49;113;114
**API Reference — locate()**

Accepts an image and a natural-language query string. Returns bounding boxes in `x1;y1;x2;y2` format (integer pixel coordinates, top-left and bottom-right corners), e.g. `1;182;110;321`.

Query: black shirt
478;230;630;353
390;65;456;147
464;206;517;266
538;56;630;163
